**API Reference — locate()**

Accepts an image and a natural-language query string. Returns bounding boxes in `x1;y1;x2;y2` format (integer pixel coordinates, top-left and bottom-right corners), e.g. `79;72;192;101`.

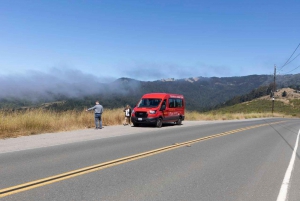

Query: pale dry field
0;109;284;139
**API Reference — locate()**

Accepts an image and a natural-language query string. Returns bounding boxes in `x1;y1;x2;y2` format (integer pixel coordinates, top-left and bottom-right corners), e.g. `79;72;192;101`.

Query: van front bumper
131;117;158;124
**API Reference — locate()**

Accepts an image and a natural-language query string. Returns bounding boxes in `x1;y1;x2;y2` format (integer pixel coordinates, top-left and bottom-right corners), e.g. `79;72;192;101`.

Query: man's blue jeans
95;113;102;129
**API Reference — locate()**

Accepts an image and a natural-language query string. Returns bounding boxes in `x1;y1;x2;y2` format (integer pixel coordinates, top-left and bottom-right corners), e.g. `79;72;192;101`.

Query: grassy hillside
210;88;300;117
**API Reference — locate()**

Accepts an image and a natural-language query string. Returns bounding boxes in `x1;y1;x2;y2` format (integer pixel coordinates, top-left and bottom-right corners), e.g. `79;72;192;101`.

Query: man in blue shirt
86;101;103;129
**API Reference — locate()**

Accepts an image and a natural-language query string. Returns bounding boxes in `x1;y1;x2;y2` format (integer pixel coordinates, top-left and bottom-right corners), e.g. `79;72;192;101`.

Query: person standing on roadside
86;101;103;129
123;105;132;126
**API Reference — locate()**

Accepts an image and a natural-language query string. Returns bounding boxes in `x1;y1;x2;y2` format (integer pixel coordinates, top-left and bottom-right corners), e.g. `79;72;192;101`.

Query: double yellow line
0;121;284;198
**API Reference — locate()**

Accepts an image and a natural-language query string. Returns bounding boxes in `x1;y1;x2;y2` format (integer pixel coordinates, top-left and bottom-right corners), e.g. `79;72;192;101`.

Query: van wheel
133;123;139;127
156;118;162;128
176;118;182;125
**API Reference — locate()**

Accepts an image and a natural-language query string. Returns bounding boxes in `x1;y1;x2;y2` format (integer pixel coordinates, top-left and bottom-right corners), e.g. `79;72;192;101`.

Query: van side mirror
160;105;166;111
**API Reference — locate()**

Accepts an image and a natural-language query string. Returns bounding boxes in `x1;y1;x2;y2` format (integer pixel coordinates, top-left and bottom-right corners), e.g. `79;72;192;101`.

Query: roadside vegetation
213;88;300;118
0;109;124;139
189;111;284;120
1;88;299;139
0;107;288;139
211;99;300;117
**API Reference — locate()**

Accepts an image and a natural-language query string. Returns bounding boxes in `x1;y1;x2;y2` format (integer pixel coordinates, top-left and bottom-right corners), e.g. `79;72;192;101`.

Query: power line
279;43;300;71
280;52;300;75
284;52;300;66
284;64;300;74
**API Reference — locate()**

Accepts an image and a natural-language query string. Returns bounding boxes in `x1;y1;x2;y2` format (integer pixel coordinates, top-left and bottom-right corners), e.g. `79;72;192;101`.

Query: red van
131;93;185;127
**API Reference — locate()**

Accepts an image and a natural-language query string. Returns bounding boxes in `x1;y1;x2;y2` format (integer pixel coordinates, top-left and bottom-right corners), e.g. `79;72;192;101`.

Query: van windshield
137;98;162;108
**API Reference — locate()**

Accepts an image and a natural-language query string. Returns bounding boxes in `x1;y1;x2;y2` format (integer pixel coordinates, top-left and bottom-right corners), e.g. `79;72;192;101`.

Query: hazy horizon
1;67;297;102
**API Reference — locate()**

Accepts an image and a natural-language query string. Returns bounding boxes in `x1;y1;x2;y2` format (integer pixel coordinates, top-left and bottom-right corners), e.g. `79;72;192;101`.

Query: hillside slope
211;88;300;117
1;74;300;111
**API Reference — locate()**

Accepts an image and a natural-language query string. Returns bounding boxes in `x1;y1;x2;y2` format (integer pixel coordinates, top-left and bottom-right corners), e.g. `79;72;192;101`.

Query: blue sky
1;0;300;81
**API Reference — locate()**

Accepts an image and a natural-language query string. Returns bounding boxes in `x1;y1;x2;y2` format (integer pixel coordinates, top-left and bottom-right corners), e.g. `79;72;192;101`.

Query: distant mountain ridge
1;74;300;111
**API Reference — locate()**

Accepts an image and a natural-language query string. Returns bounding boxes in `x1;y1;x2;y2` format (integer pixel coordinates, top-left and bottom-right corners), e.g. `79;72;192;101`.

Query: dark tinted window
169;98;183;108
137;98;162;108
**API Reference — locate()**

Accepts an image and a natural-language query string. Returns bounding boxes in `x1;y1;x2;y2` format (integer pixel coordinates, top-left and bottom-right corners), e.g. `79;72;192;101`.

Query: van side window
176;99;183;107
169;98;183;108
169;98;175;108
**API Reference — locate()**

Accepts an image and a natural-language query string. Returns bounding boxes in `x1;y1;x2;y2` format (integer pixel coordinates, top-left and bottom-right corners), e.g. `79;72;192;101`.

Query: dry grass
0;109;286;139
185;111;285;121
0;109;125;139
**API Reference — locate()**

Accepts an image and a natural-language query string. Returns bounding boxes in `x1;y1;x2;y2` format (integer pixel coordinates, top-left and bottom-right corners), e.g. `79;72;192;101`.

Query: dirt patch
258;88;300;104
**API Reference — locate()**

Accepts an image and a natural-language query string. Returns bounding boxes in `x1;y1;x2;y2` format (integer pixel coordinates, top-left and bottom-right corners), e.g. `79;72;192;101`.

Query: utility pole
272;65;276;114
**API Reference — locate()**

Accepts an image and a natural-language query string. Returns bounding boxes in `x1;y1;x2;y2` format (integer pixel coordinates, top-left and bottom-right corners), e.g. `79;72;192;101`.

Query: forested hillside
1;74;300;111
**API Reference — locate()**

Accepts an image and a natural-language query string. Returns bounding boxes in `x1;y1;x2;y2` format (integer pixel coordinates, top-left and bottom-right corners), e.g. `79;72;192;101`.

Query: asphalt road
0;118;299;201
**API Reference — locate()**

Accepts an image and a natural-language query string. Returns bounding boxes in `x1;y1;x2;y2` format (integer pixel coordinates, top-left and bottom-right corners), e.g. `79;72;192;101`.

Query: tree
282;91;287;97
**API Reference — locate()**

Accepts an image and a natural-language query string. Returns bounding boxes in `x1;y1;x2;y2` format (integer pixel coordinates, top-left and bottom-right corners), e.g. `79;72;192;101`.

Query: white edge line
276;129;300;201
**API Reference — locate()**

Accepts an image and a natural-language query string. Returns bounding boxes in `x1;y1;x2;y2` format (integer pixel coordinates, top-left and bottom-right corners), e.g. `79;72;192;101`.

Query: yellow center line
0;121;285;198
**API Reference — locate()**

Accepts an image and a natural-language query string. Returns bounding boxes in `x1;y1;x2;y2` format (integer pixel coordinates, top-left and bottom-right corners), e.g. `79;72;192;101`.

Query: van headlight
149;110;156;114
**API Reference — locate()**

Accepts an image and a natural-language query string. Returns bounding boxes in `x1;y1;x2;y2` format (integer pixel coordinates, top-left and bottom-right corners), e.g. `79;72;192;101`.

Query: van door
166;98;178;121
160;99;167;119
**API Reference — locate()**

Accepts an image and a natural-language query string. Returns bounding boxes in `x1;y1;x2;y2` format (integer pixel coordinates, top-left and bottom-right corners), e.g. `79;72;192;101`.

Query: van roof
142;93;184;99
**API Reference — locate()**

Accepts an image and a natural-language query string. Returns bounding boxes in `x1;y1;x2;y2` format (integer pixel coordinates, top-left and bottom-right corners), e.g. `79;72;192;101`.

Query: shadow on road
130;122;182;128
264;119;300;160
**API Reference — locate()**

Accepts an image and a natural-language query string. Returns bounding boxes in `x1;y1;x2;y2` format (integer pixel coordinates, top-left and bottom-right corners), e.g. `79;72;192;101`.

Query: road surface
0;118;299;201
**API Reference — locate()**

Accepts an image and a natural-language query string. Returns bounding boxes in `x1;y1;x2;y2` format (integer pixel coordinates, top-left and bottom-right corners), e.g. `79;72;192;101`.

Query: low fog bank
0;68;140;102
